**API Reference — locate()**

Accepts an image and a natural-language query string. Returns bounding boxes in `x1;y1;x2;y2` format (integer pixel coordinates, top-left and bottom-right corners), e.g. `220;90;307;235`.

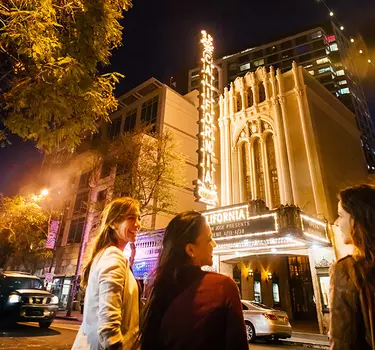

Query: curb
55;315;80;322
279;340;329;349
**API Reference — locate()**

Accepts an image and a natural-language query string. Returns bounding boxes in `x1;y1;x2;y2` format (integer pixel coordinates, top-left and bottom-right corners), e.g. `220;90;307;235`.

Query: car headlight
8;294;21;303
51;296;59;304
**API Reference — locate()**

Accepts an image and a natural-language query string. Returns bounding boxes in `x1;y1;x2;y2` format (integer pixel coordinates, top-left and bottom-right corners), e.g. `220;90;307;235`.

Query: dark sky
1;0;375;196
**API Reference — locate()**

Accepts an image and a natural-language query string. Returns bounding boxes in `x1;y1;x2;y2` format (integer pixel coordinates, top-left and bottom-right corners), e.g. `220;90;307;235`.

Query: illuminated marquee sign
203;205;277;240
193;30;218;206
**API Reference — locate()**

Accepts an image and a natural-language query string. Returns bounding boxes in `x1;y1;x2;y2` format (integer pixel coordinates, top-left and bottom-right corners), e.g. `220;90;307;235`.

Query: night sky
1;0;374;196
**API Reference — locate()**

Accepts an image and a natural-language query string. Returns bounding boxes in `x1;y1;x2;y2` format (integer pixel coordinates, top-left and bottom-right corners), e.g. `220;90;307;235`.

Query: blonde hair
82;197;140;286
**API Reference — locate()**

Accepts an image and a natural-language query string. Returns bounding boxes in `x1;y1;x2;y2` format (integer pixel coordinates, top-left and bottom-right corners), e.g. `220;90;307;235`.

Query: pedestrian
136;211;248;350
72;197;141;350
330;184;375;350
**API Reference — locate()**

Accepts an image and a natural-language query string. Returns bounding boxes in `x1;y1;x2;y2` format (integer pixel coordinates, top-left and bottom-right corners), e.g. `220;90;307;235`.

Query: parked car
241;300;292;343
0;271;59;328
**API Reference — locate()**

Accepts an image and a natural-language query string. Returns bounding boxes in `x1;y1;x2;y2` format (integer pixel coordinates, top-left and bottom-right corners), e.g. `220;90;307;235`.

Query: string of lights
315;0;375;69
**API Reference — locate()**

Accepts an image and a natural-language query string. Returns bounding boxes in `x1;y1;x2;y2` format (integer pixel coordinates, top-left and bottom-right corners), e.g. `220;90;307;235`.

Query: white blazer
72;246;139;350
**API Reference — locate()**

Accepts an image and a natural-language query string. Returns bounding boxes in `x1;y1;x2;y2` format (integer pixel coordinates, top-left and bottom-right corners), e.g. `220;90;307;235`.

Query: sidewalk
280;331;329;349
55;310;83;322
55;312;329;349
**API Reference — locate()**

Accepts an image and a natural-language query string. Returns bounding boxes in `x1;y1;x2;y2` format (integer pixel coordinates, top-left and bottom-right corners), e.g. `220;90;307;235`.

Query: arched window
236;93;242;112
258;83;266;103
254;138;265;201
241;143;252;201
266;134;280;207
247;87;254;108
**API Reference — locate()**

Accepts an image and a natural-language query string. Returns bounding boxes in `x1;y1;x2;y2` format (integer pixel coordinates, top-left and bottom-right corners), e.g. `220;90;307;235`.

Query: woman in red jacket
137;211;248;350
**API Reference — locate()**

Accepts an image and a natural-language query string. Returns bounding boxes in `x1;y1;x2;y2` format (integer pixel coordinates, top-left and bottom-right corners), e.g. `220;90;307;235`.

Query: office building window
316;57;330;65
280;41;292;50
108;117;122;139
73;191;89;215
141;96;159;131
247;87;254;108
327;35;336;43
309;70;315;76
338;80;348;85
282;50;293;59
296;35;308;45
299;53;312;62
339;88;350;95
311;31;322;39
67;217;86;244
253;59;265;67
124;109;137;133
318;67;333;74
336;69;345;76
295;44;310;55
330;43;339;52
240;62;251;71
101;162;112;178
78;172;90;189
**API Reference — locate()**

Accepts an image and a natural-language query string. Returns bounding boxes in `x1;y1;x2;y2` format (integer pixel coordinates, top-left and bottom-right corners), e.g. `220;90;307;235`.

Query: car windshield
4;277;43;291
250;301;274;310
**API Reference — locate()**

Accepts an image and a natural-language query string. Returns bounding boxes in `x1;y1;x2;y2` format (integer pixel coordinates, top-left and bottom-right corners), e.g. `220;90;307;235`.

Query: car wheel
245;321;256;343
39;321;52;329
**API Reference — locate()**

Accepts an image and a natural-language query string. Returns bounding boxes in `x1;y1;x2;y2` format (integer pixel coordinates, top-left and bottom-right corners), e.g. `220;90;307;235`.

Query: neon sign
193;30;218;206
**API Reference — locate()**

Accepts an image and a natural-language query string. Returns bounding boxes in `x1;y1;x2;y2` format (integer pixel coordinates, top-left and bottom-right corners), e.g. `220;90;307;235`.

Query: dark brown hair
339;184;375;286
136;211;206;350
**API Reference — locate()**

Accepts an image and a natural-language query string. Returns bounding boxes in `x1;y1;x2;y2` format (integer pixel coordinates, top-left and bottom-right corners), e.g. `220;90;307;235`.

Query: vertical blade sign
193;30;218;207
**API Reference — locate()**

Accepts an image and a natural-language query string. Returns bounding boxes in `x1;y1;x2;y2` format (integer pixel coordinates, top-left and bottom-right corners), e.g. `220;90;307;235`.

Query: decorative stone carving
315;258;332;269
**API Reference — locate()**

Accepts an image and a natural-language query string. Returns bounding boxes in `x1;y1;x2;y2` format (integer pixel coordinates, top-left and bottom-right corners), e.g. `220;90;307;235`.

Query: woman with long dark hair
73;197;141;350
330;184;375;349
137;211;248;350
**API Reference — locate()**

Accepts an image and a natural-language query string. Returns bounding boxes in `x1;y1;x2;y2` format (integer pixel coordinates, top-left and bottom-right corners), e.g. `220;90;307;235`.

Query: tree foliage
0;0;132;152
102;127;187;224
0;195;51;272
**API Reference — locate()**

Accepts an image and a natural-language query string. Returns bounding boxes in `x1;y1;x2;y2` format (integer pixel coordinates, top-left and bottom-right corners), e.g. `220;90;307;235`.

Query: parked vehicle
0;271;59;328
241;300;292;343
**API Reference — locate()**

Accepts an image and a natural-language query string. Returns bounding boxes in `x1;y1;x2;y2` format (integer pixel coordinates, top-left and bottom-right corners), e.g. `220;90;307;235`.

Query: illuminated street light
340;26;344;31
359;50;363;54
350;38;355;43
41;189;49;197
329;11;334;17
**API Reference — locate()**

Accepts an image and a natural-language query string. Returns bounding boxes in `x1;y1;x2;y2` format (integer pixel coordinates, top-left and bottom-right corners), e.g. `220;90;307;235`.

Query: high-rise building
188;22;375;168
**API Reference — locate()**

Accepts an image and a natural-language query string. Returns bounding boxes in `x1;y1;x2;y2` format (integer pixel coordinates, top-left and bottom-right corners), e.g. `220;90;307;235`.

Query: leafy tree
0;195;51;272
90;126;187;228
0;0;133;152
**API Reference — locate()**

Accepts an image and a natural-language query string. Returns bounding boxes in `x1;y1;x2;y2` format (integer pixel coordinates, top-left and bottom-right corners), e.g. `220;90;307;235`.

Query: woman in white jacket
72;197;141;350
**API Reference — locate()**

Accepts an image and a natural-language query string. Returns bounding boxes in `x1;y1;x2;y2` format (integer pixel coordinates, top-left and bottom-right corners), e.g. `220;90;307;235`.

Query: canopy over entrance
202;201;330;256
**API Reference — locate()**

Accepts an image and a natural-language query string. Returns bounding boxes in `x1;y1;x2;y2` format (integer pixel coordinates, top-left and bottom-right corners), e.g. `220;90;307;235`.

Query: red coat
158;266;248;350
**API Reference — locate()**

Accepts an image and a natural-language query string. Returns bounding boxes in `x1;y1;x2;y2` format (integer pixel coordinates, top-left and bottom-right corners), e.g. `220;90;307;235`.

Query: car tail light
262;313;278;321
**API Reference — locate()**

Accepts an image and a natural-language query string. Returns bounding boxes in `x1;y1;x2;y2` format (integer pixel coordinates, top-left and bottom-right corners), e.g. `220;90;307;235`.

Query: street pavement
0;321;307;349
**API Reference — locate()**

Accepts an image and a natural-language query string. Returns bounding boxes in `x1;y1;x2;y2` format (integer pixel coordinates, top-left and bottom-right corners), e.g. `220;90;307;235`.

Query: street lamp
41;189;49;197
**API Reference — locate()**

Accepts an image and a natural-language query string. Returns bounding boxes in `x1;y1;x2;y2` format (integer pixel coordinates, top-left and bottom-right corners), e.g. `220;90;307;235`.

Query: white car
241;300;292;343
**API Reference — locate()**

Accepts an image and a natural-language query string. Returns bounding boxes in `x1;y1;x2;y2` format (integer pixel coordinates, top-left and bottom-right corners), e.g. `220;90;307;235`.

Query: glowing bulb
359;50;363;54
369;59;372;63
41;189;49;197
329;11;334;17
350;38;355;43
340;26;344;31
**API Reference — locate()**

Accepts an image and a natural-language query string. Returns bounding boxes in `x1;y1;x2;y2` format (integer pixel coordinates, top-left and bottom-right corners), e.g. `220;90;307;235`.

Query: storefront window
272;283;280;304
318;274;331;313
254;281;262;302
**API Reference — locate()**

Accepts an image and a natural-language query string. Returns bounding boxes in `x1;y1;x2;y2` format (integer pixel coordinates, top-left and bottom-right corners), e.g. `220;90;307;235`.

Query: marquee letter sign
193;30;218;207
